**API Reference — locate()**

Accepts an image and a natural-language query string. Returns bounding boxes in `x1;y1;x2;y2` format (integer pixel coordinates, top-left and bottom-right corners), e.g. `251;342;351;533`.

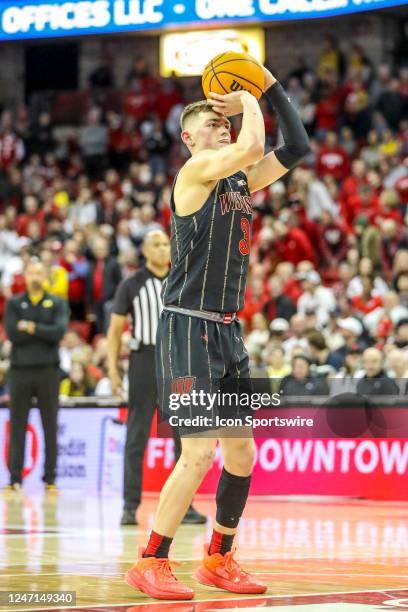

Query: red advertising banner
142;437;408;501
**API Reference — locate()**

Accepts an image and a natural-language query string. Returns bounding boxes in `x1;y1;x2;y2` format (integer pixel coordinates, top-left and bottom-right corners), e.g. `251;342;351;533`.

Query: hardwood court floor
1;492;408;611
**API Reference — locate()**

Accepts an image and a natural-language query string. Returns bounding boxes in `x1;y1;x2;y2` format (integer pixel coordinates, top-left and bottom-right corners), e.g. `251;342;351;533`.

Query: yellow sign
160;28;265;77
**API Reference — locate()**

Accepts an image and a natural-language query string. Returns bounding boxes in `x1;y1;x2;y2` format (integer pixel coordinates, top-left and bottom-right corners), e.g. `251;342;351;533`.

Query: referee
107;230;206;526
4;258;69;491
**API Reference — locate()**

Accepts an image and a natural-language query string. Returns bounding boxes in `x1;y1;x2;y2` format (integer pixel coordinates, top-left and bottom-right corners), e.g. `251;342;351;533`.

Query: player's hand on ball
260;65;277;91
207;91;250;117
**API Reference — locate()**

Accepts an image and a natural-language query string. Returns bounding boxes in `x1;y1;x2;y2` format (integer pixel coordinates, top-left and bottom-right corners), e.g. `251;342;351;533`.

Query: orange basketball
202;51;265;101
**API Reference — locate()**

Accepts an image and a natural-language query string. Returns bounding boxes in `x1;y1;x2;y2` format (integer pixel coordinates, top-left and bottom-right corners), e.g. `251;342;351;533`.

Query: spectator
245;313;270;356
332;316;364;365
0;112;25;170
59;330;82;374
0;214;19;277
395;272;408;308
280;354;330;397
360;129;381;168
282;314;309;356
79;107;108;179
298;91;316;135
67;187;101;229
30;112;55;156
268;317;290;346
357;347;400;395
240;278;268;325
297;271;336;327
60;239;89;320
376;79;405;130
116;219;135;254
16;195;45;237
88;61;114;89
272;220;318;267
316;131;350;181
340;126;357;157
351;276;383;315
129;204;163;244
40;248;69;299
126;56;155;88
393;318;408;349
291;168;337;221
387;349;408;392
307;330;343;376
85;236;122;333
365;290;408;339
314;81;342;136
331;344;364;394
316;210;349;267
318;35;345;79
347;257;388;298
265;345;291;392
123;78;150;121
380;219;408;280
262;275;296;322
60;361;93;397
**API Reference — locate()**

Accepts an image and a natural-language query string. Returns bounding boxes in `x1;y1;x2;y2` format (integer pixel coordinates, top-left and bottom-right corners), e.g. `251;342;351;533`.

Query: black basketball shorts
155;310;253;436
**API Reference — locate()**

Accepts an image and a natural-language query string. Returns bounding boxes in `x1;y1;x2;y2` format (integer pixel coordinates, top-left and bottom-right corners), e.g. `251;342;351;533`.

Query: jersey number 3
239;218;250;255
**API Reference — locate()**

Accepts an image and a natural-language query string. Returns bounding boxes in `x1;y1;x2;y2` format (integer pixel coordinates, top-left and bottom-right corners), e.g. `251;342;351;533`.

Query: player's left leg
194;432;267;593
195;320;267;593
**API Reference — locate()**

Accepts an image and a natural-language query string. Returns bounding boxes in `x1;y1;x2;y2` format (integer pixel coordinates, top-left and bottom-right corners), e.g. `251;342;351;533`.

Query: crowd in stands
0;33;407;399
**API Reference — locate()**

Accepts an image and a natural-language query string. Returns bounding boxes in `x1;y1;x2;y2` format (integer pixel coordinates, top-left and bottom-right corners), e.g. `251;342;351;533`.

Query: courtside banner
0;0;405;41
198;438;408;500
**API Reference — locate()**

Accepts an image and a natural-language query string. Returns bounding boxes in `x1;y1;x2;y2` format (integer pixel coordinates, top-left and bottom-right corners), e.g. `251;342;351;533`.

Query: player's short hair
180;100;215;131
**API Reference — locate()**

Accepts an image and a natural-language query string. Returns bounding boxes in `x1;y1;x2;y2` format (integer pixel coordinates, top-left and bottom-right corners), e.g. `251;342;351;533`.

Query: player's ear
181;129;194;148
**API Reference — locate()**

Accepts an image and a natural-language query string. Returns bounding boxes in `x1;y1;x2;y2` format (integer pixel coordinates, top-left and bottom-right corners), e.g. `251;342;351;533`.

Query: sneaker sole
125;570;194;600
194;567;267;594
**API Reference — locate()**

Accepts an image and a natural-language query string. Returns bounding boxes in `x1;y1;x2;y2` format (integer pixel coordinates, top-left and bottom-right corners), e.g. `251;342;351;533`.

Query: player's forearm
265;82;310;169
237;92;265;155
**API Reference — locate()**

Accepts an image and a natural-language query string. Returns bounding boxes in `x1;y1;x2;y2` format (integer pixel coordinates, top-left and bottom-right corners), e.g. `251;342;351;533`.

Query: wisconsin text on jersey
219;191;253;215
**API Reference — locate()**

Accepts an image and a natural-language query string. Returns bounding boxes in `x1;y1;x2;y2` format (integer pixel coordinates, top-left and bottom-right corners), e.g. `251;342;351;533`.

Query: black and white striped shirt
112;267;166;347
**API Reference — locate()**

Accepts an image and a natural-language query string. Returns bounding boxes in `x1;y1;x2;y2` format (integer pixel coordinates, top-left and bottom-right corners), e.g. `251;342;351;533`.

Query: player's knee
224;439;256;473
180;446;216;475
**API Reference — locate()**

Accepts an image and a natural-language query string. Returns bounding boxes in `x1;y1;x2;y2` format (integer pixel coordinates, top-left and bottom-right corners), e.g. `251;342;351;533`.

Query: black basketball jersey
162;170;252;313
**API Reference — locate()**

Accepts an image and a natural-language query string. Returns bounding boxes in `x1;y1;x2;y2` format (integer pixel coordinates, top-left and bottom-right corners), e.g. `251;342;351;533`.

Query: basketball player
125;65;309;599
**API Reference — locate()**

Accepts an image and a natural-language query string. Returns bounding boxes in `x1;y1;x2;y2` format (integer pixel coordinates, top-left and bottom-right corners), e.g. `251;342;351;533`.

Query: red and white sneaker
125;548;194;600
194;546;267;594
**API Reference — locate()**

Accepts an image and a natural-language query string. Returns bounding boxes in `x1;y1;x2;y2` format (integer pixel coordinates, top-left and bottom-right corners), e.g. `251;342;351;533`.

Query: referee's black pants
124;347;181;511
8;365;60;485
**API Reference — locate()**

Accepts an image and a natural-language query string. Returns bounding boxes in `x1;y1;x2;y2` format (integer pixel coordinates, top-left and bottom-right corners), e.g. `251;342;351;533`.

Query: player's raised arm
244;66;310;193
182;91;265;183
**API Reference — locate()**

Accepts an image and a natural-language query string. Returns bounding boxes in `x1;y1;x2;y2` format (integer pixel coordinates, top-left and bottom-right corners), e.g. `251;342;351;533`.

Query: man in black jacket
4;259;69;491
86;236;122;333
262;275;296;322
357;348;400;396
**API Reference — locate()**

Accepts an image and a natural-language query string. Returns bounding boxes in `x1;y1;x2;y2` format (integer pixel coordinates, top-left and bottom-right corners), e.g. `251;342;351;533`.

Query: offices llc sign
0;0;406;41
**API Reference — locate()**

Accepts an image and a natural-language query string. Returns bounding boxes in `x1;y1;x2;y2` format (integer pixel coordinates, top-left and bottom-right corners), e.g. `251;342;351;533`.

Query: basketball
202;51;265;101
